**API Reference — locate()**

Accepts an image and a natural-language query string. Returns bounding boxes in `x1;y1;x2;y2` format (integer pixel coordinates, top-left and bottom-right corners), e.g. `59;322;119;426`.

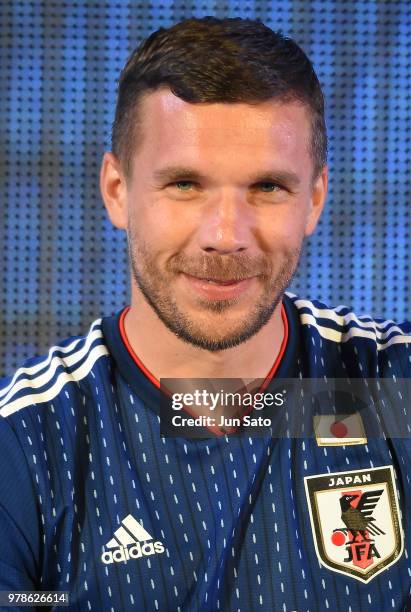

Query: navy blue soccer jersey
0;292;411;611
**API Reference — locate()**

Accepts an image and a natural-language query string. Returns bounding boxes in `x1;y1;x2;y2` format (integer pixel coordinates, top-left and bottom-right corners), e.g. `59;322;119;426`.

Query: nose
198;188;252;254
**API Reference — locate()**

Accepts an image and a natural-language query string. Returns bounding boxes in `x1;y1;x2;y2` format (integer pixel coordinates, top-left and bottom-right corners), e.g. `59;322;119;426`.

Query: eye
255;182;281;193
173;181;195;191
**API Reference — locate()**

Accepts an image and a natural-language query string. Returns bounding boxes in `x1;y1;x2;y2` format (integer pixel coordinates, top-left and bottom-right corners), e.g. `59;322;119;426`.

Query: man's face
115;90;326;351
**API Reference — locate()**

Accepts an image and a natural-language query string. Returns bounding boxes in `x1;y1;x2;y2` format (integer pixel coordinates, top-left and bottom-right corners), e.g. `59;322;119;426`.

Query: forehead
133;89;313;174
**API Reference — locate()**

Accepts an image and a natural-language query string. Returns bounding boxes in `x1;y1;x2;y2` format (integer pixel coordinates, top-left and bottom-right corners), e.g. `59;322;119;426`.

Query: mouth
181;273;256;300
194;277;250;285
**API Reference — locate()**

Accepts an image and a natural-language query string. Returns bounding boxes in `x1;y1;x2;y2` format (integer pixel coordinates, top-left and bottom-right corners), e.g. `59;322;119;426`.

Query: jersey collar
102;293;300;418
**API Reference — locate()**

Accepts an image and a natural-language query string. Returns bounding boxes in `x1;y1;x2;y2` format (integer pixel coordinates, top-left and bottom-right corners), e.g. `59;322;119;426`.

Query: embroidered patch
313;414;367;446
304;465;403;582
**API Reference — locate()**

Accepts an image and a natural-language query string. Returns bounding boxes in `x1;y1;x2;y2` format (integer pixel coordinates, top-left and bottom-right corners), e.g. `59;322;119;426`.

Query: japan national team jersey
0;292;411;611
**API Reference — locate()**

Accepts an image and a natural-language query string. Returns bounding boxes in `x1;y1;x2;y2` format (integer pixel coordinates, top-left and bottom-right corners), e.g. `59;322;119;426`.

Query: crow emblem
338;490;385;542
304;466;403;582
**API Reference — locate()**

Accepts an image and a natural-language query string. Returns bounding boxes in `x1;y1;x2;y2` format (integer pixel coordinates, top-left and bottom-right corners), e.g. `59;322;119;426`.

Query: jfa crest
304;465;403;582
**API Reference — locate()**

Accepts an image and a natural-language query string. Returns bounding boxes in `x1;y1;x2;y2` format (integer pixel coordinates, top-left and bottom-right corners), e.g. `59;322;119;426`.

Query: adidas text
101;540;165;564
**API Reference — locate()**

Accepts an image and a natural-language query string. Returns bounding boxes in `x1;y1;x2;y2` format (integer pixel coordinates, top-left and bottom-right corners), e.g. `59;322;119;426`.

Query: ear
304;165;328;236
100;151;128;229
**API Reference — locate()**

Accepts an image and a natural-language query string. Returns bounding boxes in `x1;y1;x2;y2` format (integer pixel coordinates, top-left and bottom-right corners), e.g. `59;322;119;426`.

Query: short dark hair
112;17;327;179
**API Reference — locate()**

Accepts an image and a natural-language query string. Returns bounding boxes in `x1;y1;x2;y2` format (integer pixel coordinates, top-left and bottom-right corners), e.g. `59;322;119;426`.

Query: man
0;17;410;611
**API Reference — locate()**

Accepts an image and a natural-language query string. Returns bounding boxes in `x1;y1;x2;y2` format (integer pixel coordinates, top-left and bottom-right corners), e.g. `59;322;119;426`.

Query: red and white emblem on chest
304;465;404;582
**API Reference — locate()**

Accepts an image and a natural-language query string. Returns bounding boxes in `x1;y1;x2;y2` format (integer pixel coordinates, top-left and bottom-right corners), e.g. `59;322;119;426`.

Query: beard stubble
127;225;301;352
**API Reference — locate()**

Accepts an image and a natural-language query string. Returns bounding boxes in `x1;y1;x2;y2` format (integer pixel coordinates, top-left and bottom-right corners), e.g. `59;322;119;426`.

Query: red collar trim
118;302;289;390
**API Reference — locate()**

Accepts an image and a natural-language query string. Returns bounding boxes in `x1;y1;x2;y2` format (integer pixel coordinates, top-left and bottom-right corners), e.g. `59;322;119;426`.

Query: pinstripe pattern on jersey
0;320;108;417
287;293;411;349
1;300;410;610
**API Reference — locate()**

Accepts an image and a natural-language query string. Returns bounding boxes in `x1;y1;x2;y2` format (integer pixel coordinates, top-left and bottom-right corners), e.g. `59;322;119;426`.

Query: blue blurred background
1;0;410;375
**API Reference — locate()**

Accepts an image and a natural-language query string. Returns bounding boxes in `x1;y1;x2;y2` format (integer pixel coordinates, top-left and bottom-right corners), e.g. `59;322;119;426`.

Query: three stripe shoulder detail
286;292;411;351
0;319;109;417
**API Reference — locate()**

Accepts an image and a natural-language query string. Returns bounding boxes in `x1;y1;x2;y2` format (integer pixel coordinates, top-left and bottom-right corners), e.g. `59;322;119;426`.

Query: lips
196;277;249;285
181;273;256;300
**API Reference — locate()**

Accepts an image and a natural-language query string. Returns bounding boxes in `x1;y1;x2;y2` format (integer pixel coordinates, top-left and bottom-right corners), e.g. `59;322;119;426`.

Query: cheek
134;201;197;253
258;207;307;252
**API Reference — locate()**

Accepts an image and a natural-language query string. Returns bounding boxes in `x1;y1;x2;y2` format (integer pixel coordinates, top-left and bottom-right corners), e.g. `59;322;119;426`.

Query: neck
123;290;286;382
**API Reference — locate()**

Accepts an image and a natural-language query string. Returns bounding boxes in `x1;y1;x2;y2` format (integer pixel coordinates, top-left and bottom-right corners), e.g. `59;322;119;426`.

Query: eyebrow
152;166;301;189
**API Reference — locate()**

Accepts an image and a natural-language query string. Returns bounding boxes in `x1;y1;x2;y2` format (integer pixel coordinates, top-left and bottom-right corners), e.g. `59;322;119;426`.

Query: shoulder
286;291;411;349
285;292;411;376
0;318;110;419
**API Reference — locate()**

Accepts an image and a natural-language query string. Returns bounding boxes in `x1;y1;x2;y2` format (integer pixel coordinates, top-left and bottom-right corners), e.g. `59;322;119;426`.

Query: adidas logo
101;514;165;565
